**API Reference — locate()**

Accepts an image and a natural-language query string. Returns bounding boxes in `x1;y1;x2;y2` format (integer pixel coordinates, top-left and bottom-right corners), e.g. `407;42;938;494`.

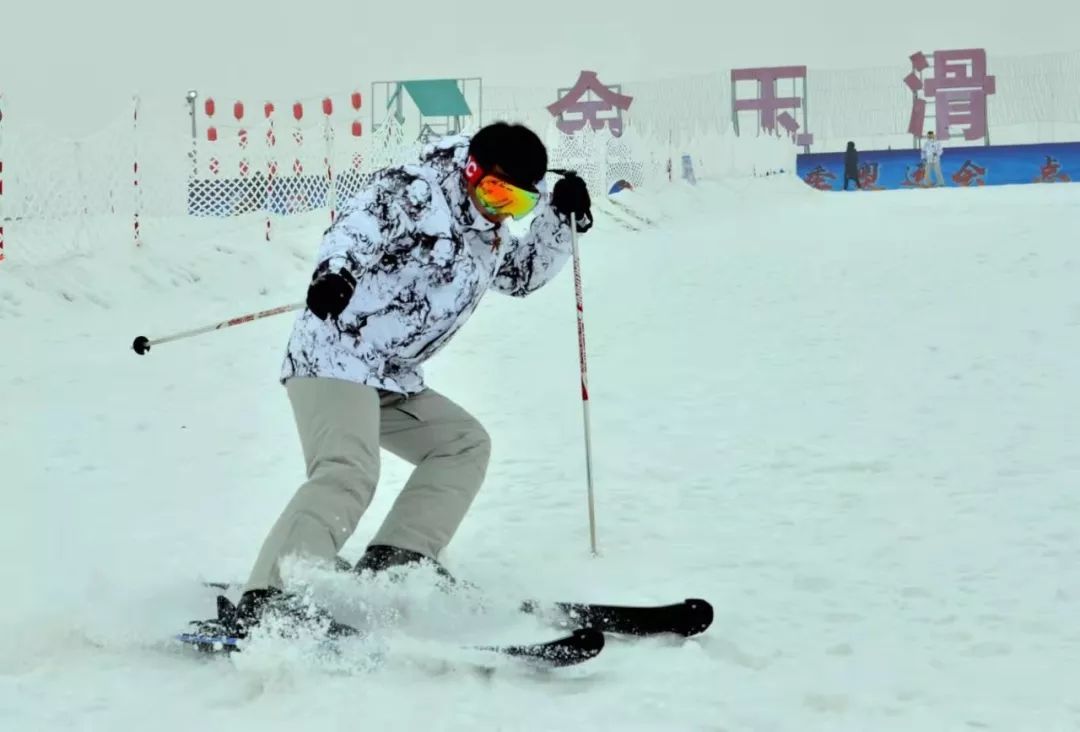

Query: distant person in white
922;131;945;187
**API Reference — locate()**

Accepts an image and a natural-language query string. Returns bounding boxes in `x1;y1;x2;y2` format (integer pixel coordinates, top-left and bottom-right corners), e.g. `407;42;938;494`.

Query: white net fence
0;87;788;264
0;91;427;263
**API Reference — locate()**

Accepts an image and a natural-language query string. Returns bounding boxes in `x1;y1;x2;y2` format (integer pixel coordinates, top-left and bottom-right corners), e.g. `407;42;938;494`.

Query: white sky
2;0;1077;132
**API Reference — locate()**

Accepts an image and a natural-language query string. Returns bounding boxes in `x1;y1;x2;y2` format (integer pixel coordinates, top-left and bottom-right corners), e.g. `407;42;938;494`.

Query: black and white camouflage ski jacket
280;134;573;394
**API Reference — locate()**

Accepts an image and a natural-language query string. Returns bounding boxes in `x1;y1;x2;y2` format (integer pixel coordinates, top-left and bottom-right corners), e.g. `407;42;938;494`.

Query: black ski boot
353;544;458;585
190;588;358;642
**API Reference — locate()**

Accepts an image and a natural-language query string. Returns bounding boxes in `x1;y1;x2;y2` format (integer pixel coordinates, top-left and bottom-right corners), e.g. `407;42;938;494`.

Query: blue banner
797;141;1080;191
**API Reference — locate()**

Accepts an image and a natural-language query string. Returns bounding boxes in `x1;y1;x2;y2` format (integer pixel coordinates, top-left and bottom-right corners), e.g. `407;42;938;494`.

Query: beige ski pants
245;377;491;592
925;157;945;186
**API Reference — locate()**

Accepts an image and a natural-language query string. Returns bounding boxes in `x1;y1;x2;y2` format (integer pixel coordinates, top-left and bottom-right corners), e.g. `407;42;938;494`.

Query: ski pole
551;168;599;556
131;301;303;355
569;215;598;556
565;195;600;557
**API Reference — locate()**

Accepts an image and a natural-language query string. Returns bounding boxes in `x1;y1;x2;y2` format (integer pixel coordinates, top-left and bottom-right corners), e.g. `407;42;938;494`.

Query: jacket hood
419;134;470;177
416;134;476;228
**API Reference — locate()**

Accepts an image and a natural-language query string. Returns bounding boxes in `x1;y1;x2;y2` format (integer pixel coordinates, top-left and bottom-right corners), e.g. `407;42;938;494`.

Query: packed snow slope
2;176;1078;730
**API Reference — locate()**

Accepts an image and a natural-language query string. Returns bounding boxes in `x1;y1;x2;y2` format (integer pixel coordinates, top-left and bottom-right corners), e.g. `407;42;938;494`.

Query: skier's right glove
306;264;356;321
551;173;593;233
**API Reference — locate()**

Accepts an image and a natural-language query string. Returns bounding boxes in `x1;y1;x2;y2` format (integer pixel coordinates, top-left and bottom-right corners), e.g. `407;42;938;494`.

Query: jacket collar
420;133;509;238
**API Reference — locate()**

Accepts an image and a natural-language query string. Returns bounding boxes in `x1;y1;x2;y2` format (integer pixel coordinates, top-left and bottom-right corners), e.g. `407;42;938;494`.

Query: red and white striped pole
204;97;221;182
204;97;220;177
291;101;304;182
235;101;250;190
131;301;303;355
350;91;363;176
570;215;597;555
132;95;143;246
322;97;335;224
264;101;276;241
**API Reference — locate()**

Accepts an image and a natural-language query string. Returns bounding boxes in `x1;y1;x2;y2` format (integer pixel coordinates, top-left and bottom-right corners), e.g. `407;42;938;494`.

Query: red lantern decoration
233;101;245;120
351;121;362;137
206;126;218;142
350;92;362;110
264;102;275;118
322;98;333;116
204;98;216;117
293;102;304;121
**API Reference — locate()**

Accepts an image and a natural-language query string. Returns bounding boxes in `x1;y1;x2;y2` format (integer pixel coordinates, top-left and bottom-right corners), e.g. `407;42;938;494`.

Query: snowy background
3;175;1079;730
3;0;1080;728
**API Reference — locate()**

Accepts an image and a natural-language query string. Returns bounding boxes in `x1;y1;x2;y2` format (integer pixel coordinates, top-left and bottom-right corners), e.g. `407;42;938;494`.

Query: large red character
905;49;996;142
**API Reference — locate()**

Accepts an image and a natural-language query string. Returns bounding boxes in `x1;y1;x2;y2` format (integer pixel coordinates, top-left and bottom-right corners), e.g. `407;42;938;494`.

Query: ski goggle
465;155;542;221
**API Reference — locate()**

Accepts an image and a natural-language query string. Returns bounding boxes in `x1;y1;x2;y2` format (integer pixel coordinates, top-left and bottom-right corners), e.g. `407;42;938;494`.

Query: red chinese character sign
548;71;634;137
731;66;813;149
904;49;996;143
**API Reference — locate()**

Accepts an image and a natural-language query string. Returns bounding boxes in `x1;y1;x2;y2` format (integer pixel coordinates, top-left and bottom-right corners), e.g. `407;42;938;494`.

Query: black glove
306;266;356;321
551;174;593;233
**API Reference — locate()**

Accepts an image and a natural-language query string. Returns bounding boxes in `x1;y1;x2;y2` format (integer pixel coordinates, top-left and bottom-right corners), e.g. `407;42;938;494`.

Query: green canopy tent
372;78;482;140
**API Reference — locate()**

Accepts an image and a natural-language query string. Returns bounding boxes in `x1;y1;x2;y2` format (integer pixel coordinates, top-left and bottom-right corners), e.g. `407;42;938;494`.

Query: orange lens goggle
466;156;541;220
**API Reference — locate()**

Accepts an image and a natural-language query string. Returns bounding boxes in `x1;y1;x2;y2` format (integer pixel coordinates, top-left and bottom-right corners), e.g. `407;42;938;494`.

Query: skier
922;130;945;187
843;141;861;190
205;122;593;639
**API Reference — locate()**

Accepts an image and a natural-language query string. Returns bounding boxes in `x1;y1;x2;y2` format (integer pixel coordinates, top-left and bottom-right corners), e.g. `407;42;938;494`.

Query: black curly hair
468;122;547;191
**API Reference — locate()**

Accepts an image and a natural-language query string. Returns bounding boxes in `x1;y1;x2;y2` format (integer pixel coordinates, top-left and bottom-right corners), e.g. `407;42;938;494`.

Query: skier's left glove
551;174;593;233
306;264;356;321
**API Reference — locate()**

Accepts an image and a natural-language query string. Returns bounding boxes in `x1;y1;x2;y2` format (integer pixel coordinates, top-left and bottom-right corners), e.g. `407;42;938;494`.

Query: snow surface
2;177;1080;730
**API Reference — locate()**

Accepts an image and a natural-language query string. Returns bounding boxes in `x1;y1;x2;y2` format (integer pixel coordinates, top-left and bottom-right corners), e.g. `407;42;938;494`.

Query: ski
521;598;713;638
475;627;604;667
174;627;604;668
197;568;713;639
